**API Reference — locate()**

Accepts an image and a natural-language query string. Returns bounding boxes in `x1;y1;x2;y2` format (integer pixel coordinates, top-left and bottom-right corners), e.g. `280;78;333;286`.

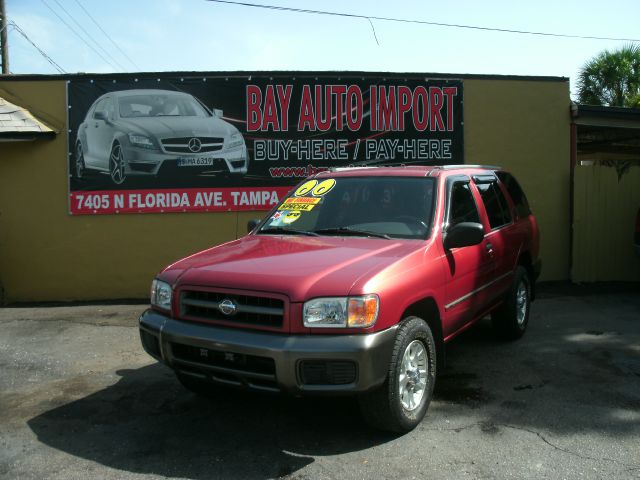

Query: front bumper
122;144;248;176
139;309;397;395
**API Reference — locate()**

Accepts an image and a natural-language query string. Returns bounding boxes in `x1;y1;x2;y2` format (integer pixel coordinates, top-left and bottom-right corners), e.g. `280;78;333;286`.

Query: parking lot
1;284;639;480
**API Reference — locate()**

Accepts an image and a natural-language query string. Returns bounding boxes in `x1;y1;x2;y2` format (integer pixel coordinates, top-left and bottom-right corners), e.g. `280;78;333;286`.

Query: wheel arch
401;297;445;373
111;133;126;149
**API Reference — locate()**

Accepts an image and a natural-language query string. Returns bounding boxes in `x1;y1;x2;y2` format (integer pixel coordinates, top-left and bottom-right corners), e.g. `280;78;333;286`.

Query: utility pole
0;0;8;74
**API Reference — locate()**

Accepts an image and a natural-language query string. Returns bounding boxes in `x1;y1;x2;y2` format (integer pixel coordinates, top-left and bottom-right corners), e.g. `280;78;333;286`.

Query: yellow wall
0;76;570;303
573;162;640;282
464;79;571;281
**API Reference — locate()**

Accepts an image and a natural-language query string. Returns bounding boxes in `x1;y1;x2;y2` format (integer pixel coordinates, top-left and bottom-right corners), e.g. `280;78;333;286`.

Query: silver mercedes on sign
74;89;249;185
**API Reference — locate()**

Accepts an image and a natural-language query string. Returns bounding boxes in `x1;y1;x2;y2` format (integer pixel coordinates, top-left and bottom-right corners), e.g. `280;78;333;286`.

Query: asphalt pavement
0;284;639;479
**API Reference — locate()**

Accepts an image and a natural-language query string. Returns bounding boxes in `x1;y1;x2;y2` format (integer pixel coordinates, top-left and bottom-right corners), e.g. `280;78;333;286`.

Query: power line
39;0;121;71
206;0;640;43
49;0;127;71
72;0;140;70
9;21;66;73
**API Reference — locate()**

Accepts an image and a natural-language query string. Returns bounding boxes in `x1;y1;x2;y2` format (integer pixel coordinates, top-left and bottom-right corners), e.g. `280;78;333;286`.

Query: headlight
128;134;155;149
303;294;379;328
226;132;244;149
151;279;172;310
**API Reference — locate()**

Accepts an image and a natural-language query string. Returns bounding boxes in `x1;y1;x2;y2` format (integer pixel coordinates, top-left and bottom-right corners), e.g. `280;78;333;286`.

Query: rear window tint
476;181;512;229
497;172;531;218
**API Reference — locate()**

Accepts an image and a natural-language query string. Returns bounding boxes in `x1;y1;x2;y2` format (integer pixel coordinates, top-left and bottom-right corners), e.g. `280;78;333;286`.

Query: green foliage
577;44;640;107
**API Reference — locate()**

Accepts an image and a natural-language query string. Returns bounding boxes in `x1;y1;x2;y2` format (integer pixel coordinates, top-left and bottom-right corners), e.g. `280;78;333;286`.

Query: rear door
441;175;494;336
472;174;516;303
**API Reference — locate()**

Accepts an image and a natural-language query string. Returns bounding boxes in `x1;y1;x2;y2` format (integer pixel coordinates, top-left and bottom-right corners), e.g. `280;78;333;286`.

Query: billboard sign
67;74;463;215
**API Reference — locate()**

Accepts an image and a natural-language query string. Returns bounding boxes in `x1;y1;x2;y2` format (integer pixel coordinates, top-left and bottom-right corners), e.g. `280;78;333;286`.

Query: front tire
359;316;436;433
492;266;531;340
109;142;127;185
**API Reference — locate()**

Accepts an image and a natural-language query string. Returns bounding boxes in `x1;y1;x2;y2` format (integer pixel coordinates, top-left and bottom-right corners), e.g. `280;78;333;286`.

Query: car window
448;182;480;226
476;181;512;229
118;94;209;118
496;171;531;218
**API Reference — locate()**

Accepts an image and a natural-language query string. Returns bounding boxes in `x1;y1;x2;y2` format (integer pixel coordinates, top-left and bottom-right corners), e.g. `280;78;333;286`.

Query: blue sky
6;0;640;97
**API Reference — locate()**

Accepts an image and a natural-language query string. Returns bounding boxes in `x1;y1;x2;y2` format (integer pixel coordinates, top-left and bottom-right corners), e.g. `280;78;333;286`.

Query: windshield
118;94;210;118
259;176;436;240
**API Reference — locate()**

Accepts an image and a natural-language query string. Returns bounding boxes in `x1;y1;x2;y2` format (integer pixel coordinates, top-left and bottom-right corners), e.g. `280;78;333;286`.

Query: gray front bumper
139;309;397;394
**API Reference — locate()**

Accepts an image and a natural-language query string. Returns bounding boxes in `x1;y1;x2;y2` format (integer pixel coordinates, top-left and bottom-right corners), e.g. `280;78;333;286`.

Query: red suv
140;165;541;432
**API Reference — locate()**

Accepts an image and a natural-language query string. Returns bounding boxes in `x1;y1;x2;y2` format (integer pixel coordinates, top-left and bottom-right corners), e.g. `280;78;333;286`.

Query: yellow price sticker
278;197;320;211
312;178;336;196
294;178;337;197
282;211;302;224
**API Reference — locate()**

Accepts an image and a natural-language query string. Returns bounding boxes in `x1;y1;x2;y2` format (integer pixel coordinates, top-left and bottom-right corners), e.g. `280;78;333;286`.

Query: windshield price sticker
294;179;336;197
278;197;320;211
282;211;302;224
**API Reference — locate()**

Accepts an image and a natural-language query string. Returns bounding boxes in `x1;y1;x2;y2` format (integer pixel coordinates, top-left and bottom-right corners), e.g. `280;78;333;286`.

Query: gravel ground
0;285;639;479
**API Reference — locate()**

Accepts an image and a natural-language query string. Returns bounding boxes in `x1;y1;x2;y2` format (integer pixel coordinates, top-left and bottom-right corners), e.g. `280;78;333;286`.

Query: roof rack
328;166;378;172
327;164;503;174
437;164;502;170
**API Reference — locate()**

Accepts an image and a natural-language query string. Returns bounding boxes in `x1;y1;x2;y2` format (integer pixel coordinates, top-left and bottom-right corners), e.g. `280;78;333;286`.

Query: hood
162;234;425;302
117;115;235;139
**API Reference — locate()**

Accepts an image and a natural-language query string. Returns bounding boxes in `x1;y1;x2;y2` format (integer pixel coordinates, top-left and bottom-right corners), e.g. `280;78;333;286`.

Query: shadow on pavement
27;364;394;480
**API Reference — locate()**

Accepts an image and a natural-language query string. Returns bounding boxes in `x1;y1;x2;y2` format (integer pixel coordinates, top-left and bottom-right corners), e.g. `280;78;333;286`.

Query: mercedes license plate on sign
177;157;216;167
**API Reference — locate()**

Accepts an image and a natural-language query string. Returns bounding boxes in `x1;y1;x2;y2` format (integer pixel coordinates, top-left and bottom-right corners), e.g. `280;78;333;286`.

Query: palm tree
577;44;640;108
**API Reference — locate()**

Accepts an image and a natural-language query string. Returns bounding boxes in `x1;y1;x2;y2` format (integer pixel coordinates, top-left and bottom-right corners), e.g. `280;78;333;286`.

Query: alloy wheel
110;144;126;185
398;339;428;411
516;280;529;326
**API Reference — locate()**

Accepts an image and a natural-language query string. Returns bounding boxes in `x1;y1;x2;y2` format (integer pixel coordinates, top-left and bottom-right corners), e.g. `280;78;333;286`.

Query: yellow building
0;72;571;302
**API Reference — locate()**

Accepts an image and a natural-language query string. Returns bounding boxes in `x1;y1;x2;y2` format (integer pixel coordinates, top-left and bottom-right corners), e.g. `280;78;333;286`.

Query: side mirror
247;219;261;233
443;222;484;250
94;111;109;122
213;108;224;118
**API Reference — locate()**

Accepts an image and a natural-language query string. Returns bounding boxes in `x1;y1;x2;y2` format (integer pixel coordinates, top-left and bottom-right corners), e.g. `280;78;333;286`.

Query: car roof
100;89;189;98
315;165;502;179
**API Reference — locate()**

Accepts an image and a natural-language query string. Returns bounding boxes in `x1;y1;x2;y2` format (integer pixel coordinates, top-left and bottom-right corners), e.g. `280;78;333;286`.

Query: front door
441;176;494;337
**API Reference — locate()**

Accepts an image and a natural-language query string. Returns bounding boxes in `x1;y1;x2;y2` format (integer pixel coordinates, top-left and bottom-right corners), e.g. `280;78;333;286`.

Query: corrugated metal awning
0;96;56;141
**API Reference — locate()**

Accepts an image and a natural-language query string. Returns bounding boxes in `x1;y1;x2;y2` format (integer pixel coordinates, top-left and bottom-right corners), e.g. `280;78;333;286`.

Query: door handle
485;242;493;252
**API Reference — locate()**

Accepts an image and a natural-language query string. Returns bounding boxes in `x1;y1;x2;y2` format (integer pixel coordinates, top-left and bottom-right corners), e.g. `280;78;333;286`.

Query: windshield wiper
313;227;392;239
258;227;320;236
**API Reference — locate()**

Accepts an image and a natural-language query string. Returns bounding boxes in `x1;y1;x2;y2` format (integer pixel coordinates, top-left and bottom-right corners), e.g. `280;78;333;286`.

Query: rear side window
448;182;480;226
496;171;531;218
476;181;512;229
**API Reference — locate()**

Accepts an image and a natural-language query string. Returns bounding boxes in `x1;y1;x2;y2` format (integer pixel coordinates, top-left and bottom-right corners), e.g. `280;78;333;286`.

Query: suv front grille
161;137;224;154
180;290;285;328
171;343;278;391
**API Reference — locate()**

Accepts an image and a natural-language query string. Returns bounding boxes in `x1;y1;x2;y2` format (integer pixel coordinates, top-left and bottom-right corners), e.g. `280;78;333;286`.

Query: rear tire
358;316;436;433
492;266;531;340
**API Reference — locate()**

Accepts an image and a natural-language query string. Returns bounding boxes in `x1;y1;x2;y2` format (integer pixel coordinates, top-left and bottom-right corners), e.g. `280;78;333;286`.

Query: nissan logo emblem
218;299;237;316
188;137;202;153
